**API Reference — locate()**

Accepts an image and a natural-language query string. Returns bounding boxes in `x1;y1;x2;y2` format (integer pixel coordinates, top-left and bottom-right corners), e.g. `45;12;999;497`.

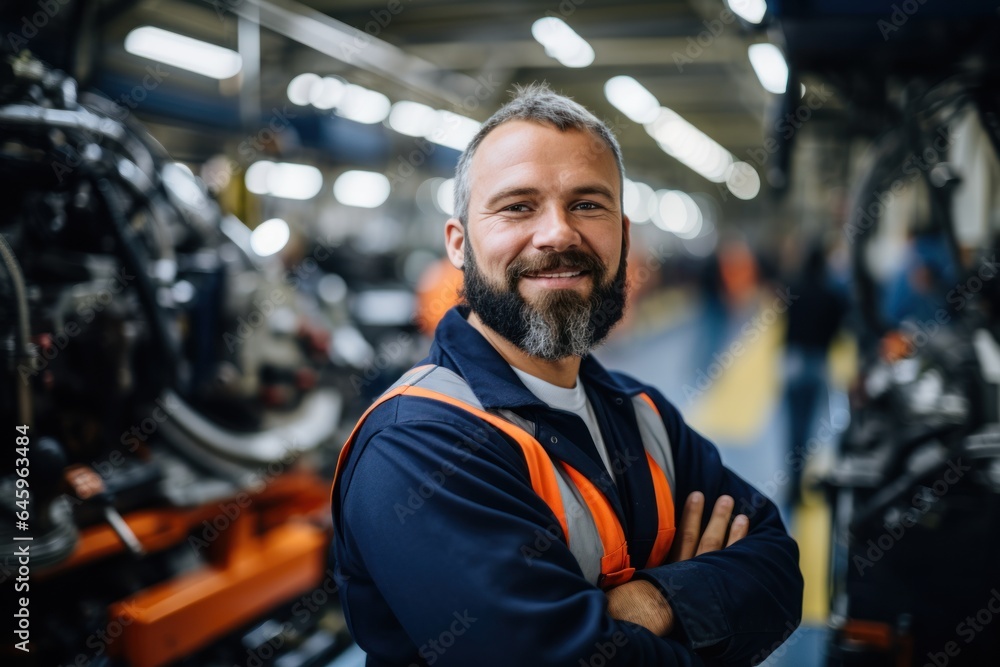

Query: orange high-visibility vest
333;365;676;589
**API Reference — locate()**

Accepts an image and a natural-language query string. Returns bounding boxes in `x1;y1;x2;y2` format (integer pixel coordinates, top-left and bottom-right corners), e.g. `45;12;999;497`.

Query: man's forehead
468;120;620;194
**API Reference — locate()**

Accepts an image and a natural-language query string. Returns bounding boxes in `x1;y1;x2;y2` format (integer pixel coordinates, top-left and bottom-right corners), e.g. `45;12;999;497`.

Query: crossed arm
336;401;802;665
606;492;750;636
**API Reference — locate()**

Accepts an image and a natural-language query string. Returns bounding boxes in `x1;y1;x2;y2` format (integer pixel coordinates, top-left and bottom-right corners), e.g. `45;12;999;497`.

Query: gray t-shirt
510;366;615;481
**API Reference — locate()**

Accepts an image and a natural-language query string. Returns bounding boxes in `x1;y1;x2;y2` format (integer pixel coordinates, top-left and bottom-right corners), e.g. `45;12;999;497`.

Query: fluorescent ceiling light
623;179;640;220
605;76;661;125
748;43;788;94
559;42;595;68
333;170;391;208
287;73;320;106
622;179;654;223
245;161;323;200
336;84;391;124
725;162;761;200
387;103;480;151
651;190;682;233
244;162;270;194
646;108;734;183
389;101;439;137
727;0;767;24
427;111;481;151
310;77;347;110
674;192;704;239
250;218;291;257
531;17;595;68
435;179;455;216
125;26;242;80
653;190;701;238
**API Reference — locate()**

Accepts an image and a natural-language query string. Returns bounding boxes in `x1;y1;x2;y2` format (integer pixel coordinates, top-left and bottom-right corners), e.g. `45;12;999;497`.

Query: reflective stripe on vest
332;364;676;589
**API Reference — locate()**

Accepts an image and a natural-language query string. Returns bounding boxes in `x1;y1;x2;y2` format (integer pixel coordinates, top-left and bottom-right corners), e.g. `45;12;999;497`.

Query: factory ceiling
89;0;785;199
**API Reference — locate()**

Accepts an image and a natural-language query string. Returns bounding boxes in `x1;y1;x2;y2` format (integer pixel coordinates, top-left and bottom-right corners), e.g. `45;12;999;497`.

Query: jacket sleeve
632;390;804;666
335;403;707;667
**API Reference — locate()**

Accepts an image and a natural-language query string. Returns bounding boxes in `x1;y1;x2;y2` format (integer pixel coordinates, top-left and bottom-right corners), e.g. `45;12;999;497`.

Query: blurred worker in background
696;236;761;371
883;229;957;328
414;256;463;336
782;240;849;510
331;84;802;666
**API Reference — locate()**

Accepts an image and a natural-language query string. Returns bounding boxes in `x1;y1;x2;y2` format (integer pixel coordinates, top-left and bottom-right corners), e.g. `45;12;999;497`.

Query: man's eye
574;202;602;210
503;204;530;212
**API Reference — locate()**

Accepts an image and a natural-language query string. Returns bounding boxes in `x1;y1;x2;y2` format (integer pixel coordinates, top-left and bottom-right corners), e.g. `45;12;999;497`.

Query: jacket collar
429;306;632;410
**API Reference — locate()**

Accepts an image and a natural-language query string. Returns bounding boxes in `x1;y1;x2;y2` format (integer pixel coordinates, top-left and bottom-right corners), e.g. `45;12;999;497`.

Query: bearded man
331;84;803;667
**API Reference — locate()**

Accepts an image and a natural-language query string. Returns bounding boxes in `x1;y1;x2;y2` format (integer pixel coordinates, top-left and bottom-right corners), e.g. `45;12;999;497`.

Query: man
331;84;803;666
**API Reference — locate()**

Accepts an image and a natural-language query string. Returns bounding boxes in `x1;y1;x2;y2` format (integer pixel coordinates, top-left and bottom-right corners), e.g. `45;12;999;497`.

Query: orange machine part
840;617;913;666
842;618;893;651
37;507;210;579
880;330;914;363
108;518;327;667
38;471;330;579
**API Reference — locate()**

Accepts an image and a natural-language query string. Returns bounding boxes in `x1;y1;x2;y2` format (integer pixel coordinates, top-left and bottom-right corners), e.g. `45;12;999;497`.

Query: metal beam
212;0;480;109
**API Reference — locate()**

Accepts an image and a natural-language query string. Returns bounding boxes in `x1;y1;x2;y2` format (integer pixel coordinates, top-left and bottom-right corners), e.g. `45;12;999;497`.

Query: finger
696;495;735;556
726;514;750;547
669;491;704;562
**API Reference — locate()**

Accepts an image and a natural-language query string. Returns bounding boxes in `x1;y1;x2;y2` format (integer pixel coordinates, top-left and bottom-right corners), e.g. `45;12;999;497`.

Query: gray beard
461;242;627;361
519;291;600;360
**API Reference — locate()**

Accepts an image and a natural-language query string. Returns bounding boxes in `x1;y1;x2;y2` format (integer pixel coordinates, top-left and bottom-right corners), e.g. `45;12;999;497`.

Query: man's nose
532;206;581;252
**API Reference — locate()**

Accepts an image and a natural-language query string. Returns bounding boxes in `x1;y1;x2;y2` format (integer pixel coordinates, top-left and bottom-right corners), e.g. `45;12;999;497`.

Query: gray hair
453;82;625;224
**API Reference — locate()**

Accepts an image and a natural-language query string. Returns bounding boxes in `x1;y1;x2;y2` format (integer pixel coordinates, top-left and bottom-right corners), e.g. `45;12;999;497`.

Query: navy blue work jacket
332;306;803;666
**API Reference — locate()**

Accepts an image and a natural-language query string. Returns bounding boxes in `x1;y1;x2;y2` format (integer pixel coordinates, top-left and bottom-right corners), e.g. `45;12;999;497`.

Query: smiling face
445;119;631;360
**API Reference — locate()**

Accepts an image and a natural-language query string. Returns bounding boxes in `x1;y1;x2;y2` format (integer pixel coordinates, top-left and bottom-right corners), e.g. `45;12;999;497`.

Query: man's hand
669;492;749;562
605;492;750;636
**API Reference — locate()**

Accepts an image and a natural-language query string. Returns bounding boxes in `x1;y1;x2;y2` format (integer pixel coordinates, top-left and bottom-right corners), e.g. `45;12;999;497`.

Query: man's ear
444;217;466;270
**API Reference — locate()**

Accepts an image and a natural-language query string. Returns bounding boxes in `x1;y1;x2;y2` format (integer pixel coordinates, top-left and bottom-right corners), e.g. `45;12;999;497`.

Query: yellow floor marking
677;293;842;620
795;492;832;624
686;305;785;445
827;333;858;391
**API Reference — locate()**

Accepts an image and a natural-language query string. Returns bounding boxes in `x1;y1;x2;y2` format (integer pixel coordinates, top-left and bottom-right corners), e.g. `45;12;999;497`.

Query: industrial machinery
823;74;1000;666
0;45;358;666
763;1;1000;663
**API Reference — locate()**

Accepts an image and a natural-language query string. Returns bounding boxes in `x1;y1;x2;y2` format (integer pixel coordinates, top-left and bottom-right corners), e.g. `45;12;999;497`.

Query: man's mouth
523;269;587;279
520;268;592;289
